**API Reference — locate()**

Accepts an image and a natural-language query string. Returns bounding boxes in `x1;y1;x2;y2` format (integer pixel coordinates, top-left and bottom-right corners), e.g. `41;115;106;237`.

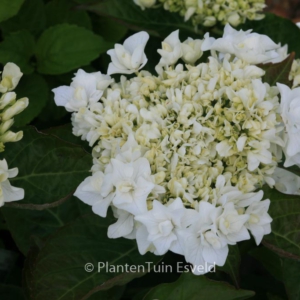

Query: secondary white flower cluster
0;63;28;152
53;25;299;274
0;62;28;207
133;0;265;27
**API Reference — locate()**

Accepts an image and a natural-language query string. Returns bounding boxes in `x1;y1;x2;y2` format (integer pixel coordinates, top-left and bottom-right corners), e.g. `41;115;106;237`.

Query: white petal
107;211;134;238
202;245;228;266
2;180;24;202
123;31;149;54
136;224;153;255
7;167;18;178
52;86;74;109
92;195;113;218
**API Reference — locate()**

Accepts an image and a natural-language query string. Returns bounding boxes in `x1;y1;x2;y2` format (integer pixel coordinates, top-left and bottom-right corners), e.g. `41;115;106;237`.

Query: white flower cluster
0;63;28;152
0;63;28;207
53;25;300;274
133;0;265;27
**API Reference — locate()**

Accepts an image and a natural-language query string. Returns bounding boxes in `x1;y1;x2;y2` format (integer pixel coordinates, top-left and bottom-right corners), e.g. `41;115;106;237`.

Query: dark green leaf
45;0;92;30
26;212;162;300
241;14;300;58
13;74;48;127
249;247;282;281
0;211;6;230
0;249;19;281
144;272;255;300
262;186;300;260
258;53;295;88
218;245;241;287
0;0;25;23
1;196;90;255
36;74;71;126
87;286;126;300
36;24;111;74
0;0;45;36
281;258;300;300
0;284;24;300
23;242;41;299
0;30;35;74
74;0;94;3
92;16;128;43
43;124;90;151
266;294;286;300
3;126;91;206
84;0;196;37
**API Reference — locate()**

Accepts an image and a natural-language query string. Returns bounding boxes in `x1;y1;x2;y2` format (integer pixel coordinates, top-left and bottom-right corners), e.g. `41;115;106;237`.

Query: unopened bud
0;130;23;143
2;97;29;121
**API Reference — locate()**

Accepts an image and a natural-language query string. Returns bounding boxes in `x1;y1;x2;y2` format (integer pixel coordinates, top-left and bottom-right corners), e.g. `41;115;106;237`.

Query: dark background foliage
0;0;300;299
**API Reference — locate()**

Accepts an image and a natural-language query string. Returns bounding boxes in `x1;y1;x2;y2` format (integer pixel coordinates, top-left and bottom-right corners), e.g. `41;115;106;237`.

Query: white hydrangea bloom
277;83;300;167
107;31;149;75
181;37;203;64
74;171;114;217
55;27;284;272
202;24;287;64
109;157;155;215
0;159;24;207
135;198;195;255
178;201;228;274
157;30;182;67
217;202;250;244
245;199;272;245
52;69;113;112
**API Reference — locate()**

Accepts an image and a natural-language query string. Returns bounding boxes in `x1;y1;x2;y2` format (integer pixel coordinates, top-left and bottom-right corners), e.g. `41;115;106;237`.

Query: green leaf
36;24;111;75
0;0;45;37
249;247;283;281
258;53;295;88
87;286;126;300
3;126;91;206
241;14;300;58
0;30;35;74
23;242;41;299
144;272;255;300
0;211;6;231
0;249;19;281
84;0;196;37
1;196;90;255
25;212;162;300
13;74;48;127
281;258;300;300
92;16;128;43
218;245;240;287
45;0;92;30
0;0;25;23
0;284;24;300
74;0;94;3
262;186;300;260
43;124;90;151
